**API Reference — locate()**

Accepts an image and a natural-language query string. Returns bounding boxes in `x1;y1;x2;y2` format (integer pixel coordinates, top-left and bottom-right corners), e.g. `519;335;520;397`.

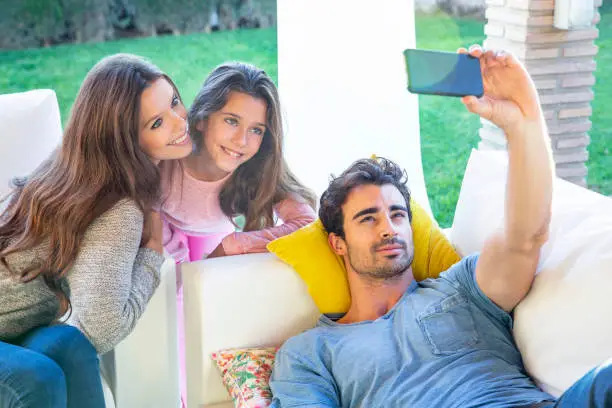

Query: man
269;45;612;407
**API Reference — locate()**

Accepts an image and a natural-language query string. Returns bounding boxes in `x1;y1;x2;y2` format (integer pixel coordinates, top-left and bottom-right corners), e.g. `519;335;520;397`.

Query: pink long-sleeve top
161;164;316;263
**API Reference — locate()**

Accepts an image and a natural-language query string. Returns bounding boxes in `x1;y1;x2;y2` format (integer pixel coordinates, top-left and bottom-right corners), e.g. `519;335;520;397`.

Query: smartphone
403;49;484;98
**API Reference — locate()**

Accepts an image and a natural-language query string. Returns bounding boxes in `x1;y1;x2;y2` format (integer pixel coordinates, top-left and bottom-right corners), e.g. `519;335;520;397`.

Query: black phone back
403;49;484;98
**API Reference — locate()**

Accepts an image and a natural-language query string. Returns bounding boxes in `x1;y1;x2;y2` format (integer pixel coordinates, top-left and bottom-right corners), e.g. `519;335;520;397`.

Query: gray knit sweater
0;199;165;354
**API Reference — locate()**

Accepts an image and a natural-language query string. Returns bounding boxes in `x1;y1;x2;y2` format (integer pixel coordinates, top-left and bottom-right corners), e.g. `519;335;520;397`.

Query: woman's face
138;78;192;163
198;91;267;177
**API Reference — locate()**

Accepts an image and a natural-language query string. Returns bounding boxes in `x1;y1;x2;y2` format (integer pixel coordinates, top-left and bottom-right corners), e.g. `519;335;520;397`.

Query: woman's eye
151;118;162;130
171;96;180;107
224;118;238;126
251;127;264;136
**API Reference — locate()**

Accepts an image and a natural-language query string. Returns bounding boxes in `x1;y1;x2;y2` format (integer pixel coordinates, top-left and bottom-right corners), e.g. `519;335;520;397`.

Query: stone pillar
481;0;602;186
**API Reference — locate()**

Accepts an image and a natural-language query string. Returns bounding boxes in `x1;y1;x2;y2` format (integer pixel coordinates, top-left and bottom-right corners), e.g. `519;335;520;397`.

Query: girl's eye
171;96;180;107
224;118;238;126
151;118;162;130
251;127;264;136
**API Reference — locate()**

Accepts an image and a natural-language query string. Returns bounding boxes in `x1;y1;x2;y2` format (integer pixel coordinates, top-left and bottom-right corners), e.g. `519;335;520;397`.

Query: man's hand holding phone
458;44;543;135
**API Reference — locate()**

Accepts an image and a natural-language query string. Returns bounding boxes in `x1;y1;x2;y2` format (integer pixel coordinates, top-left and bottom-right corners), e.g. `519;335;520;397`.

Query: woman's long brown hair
0;54;178;308
177;62;317;231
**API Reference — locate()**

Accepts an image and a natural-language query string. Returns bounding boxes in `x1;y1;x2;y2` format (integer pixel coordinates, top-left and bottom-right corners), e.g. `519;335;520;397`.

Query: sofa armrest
182;253;320;407
102;375;115;408
104;258;180;408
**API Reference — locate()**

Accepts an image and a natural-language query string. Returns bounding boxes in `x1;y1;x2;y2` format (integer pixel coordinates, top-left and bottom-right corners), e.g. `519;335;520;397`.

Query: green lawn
0;28;278;123
0;12;610;227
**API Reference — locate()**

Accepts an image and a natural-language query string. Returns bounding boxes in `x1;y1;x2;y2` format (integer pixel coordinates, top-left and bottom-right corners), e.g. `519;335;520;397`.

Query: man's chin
384;258;413;276
347;250;413;280
365;270;407;281
359;261;412;281
381;253;411;267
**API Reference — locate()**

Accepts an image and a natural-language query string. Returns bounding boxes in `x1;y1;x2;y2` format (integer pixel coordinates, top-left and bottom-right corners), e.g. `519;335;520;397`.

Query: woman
0;53;192;407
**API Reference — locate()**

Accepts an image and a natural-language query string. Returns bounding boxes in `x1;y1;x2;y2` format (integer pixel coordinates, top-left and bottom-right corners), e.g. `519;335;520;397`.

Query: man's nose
379;215;397;239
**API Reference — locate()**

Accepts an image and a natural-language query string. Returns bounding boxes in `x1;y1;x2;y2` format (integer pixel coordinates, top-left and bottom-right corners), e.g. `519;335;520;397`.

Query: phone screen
403;49;484;98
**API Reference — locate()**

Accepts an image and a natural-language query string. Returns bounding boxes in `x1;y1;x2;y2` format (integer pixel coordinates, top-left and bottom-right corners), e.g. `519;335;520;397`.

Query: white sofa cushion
451;149;612;397
181;253;320;407
0;90;62;197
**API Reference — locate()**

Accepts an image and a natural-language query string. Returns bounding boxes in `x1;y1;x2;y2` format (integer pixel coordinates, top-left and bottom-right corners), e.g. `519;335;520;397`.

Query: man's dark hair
319;157;412;239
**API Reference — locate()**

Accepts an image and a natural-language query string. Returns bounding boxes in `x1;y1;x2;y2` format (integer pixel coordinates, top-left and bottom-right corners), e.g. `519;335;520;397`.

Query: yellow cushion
267;198;461;314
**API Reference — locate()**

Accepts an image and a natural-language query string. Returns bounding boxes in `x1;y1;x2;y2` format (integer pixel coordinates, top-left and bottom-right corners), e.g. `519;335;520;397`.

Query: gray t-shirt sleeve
270;336;340;408
65;199;165;354
440;254;513;329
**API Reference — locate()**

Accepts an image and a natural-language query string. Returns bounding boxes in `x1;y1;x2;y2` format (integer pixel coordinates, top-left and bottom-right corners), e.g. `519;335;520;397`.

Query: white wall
277;0;432;215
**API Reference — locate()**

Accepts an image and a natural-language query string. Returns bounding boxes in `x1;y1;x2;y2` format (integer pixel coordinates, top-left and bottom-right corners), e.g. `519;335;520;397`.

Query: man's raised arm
460;45;554;312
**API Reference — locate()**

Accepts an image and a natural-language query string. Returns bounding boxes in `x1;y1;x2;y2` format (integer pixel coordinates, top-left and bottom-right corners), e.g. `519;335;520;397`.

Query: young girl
160;62;317;405
0;54;193;407
161;62;316;262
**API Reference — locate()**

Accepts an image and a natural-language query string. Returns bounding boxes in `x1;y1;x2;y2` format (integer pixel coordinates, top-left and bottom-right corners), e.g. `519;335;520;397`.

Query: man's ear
328;232;347;256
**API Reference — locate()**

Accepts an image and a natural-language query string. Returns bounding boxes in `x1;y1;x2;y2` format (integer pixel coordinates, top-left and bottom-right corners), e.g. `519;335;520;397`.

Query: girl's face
198;91;267;178
138;78;192;163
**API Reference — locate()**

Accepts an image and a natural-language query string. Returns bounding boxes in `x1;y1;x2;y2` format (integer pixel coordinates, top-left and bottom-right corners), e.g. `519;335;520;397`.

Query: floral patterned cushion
211;347;278;408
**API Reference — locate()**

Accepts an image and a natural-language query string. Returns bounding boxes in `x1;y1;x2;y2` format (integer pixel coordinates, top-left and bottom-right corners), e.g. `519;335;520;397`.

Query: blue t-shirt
270;255;556;408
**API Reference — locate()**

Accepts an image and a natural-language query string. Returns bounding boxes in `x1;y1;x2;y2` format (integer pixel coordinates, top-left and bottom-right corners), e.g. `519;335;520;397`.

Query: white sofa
0;89;181;408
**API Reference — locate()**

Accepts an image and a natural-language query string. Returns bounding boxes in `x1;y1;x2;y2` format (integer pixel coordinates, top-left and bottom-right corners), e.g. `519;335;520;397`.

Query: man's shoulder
280;324;329;347
412;255;481;305
277;323;336;358
419;254;479;286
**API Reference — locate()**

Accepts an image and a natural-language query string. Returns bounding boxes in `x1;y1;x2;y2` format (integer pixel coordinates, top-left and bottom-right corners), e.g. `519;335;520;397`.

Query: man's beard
347;237;414;282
